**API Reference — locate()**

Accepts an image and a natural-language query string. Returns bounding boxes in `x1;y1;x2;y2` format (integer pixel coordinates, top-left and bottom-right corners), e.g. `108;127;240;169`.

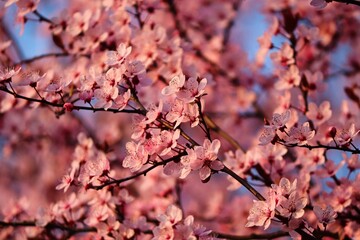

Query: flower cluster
0;0;360;240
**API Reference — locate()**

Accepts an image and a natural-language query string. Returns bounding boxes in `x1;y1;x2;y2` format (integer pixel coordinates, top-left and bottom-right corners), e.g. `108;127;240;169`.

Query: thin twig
214;230;288;240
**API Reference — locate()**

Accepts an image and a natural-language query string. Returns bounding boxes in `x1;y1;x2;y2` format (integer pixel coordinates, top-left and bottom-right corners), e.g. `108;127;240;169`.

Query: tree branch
214;230;288;240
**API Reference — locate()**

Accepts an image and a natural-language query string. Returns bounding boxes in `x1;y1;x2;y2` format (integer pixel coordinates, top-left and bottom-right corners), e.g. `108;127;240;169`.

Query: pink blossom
157;204;183;228
286;122;315;145
158;129;180;156
246;198;276;230
343;153;360;172
275;65;301;90
259;126;277;145
313;205;337;226
166;99;186;128
81;152;110;184
316;159;345;178
271;109;291;129
55;174;74;192
94;83;119;110
306;101;332;126
145;100;163;124
190;139;223;180
67;10;92;36
16;71;46;87
303;70;326;96
270;42;294;66
114;89;131;110
330;186;353;212
335;123;360;146
177;77;207;103
0;65;21;83
125;60;152;86
106;43;132;66
84;206;109;226
162;74;185;96
279;192;307;219
122;141;148;172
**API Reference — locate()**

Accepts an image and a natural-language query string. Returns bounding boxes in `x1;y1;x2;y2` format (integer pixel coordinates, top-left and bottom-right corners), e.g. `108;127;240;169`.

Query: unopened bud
326;127;337;138
63;103;74;112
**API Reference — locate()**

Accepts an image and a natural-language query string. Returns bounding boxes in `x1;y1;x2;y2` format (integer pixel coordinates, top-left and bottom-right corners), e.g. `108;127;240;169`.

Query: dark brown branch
221;166;266;201
92;153;185;190
33;10;53;24
214;230;288;240
0;86;144;114
332;0;360;7
203;114;243;151
280;142;360;154
0;220;96;234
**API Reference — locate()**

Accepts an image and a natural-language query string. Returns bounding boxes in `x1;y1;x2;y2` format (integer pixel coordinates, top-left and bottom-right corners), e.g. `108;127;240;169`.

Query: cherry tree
0;0;360;239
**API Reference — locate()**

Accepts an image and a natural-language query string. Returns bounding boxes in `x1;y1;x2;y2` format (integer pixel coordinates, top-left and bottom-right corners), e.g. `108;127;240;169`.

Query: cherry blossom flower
316;159;345;178
166;98;186;128
306;101;332;126
0;65;21;83
246;198;276;230
258;144;287;168
335;123;360;146
85;206;109;226
125;60;152;86
157;204;183;228
80;151;110;184
279;192;307;219
329;185;353;212
303;70;326;96
270;42;295;66
122;141;148;172
158;129;180;156
340;100;358;124
152;225;174;240
114;89;131;110
286;122;315;145
106;43;132;66
97;217;121;238
55;173;74;192
16;71;46;87
277;177;297;197
343;153;360;172
145;100;164;124
67;10;92;36
131;115;147;140
271;109;291;129
182;215;212;239
178;148;198;179
259;126;277;145
313;205;337;227
190;139;223;180
177;77;207;103
275;65;301;90
162;74;186;96
93;82;119;110
45;77;72;93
